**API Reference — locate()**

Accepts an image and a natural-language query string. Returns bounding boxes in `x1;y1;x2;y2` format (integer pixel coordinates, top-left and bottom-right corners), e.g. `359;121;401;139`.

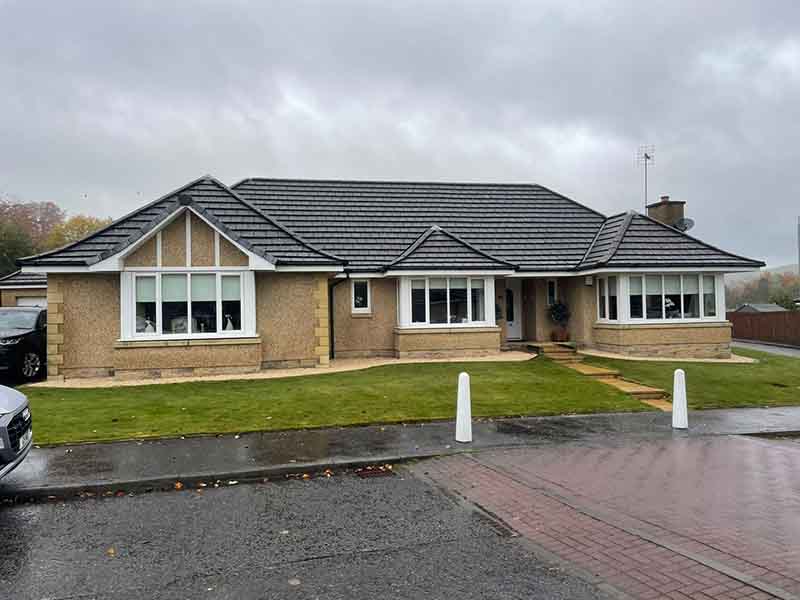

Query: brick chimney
646;195;686;228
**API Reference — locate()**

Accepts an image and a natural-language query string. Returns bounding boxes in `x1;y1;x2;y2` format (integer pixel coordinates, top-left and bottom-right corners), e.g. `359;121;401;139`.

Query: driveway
415;434;800;600
733;340;800;358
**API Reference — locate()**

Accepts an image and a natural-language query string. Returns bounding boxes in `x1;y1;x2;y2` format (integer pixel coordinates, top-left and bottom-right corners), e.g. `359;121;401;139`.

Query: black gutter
328;276;348;359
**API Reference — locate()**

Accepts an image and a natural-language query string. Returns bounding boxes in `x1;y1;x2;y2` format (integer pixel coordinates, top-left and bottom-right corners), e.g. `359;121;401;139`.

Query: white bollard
456;372;473;443
672;368;688;430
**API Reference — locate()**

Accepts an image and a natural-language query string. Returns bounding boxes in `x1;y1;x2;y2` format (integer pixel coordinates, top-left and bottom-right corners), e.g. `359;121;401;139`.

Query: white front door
505;279;522;340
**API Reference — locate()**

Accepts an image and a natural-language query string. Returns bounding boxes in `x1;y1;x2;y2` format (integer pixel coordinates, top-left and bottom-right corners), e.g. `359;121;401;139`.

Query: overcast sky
1;1;798;267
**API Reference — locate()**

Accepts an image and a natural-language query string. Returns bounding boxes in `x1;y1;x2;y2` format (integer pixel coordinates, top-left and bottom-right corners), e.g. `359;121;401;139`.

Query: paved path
6;406;800;498
415;435;800;600
733;340;800;358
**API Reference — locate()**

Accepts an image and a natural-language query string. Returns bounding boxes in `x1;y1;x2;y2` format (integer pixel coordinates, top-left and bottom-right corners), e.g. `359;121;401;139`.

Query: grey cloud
1;0;799;266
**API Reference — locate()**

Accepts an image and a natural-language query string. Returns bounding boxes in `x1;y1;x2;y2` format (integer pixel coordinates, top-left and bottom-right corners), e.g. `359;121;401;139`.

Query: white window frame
351;279;371;314
595;273;725;325
596;275;619;322
398;276;495;328
546;279;558;306
120;269;256;341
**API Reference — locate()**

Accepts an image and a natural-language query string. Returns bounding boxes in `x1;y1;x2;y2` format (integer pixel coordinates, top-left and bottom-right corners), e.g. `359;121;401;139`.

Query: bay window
622;273;722;322
123;271;253;340
400;276;494;327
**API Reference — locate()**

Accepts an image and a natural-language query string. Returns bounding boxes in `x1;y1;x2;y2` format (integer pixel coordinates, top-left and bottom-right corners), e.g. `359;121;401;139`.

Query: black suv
0;308;47;382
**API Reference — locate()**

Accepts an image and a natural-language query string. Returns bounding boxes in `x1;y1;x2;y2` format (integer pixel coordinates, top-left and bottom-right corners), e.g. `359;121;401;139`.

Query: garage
16;296;47;307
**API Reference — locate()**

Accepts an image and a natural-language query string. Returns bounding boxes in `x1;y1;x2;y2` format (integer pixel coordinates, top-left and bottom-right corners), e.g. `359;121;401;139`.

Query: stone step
565;363;620;378
598;377;669;400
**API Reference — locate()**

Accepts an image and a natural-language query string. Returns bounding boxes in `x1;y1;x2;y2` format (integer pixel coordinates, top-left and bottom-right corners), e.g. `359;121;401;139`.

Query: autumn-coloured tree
0;198;66;250
0;222;35;277
43;214;113;251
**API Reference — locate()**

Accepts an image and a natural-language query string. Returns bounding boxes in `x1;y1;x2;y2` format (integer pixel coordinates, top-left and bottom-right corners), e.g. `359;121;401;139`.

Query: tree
42;214;113;251
769;290;799;311
0;199;65;250
0;222;35;277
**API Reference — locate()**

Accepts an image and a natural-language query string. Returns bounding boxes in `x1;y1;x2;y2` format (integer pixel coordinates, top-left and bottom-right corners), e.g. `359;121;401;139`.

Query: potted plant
547;301;571;342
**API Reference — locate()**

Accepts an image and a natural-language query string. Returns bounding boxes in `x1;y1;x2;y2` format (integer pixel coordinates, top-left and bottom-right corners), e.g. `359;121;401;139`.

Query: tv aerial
636;145;655;210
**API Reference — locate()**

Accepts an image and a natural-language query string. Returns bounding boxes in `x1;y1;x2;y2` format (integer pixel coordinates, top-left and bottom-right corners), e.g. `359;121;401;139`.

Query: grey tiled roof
388;226;516;271
20;176;764;273
233;178;607;272
0;270;46;287
19;177;344;268
579;211;763;269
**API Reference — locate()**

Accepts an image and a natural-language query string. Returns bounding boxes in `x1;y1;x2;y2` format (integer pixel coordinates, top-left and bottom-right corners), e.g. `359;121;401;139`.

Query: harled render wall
256;272;325;368
332;278;397;358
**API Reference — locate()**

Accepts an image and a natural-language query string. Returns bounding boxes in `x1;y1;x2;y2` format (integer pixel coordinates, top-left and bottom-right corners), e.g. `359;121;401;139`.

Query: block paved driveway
411;434;800;600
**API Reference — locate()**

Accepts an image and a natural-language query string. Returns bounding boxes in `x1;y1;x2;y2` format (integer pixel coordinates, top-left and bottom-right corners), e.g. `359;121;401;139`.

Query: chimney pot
660;195;670;203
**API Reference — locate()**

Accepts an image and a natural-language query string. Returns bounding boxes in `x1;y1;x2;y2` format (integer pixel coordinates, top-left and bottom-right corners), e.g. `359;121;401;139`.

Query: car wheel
19;352;42;381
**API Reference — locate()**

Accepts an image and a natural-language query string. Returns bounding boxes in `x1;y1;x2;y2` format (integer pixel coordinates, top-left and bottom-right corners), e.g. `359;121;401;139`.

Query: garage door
16;297;47;307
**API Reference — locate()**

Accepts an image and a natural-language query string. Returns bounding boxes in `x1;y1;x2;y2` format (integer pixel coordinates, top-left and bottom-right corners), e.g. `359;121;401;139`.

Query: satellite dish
674;217;695;232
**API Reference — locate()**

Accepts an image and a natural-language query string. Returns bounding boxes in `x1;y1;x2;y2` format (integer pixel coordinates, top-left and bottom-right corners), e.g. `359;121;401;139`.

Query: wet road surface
0;469;607;600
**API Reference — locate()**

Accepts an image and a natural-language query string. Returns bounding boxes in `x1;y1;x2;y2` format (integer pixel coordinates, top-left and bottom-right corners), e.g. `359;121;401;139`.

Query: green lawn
584;348;800;410
24;359;646;445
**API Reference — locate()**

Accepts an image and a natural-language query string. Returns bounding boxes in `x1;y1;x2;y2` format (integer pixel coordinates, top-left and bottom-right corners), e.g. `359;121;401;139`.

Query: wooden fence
726;311;800;347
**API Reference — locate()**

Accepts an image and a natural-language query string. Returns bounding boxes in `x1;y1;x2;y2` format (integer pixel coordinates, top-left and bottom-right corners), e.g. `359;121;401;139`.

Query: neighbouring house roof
734;303;788;313
19;176;765;273
579;211;763;270
18;176;344;269
0;270;47;288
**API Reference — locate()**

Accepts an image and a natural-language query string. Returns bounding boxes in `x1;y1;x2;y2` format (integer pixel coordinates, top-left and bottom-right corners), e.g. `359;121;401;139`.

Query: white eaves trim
383;269;515;277
276;265;345;272
21;206;277;274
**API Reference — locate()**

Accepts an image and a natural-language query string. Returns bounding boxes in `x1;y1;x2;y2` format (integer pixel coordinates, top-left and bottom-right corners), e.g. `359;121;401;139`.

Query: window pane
505;288;515;322
449;278;468;323
162;274;188;333
703;275;717;317
429;278;447;324
135;276;157;333
607;277;618;320
411;279;426;323
191;274;217;333
646;275;662;319
629;276;643;319
664;275;681;319
682;275;700;318
547;280;557;306
598;278;607;319
353;280;369;309
221;276;242;331
471;279;485;322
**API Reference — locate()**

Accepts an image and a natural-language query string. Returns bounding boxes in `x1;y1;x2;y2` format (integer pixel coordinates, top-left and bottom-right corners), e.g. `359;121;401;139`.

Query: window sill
115;336;261;349
593;321;729;330
351;311;373;318
395;325;500;334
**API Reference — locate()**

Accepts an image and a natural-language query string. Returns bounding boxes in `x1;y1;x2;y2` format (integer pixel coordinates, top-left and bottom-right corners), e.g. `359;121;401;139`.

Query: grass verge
24;358;646;445
584;348;800;410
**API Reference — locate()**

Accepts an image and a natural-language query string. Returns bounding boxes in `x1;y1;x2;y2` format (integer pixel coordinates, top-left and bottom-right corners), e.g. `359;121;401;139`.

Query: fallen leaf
105;547;116;558
174;481;184;491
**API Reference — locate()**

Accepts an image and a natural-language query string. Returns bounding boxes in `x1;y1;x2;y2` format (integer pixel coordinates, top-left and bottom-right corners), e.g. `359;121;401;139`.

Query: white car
0;385;32;480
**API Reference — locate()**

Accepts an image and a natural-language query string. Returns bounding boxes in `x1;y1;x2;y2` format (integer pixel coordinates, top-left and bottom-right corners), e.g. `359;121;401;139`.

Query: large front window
125;271;251;339
629;273;719;321
405;276;492;326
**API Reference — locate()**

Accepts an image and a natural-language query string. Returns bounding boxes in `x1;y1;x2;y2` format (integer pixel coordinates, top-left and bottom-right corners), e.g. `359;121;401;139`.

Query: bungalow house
0;271;47;307
18;176;763;382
